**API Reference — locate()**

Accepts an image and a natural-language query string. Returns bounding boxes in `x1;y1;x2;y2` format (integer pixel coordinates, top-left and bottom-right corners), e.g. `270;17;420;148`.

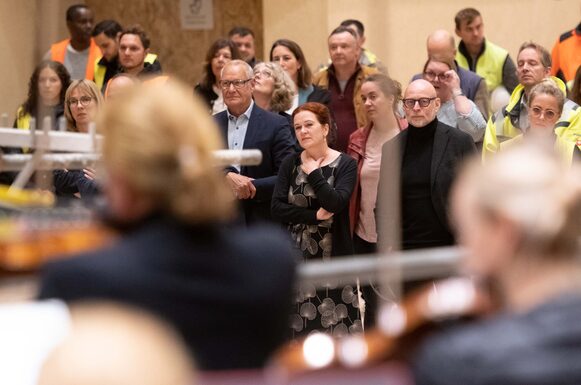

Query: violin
271;277;497;377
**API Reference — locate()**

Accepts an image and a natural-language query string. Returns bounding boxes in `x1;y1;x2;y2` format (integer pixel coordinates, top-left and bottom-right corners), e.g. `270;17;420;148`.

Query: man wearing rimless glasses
214;60;295;225
378;79;476;252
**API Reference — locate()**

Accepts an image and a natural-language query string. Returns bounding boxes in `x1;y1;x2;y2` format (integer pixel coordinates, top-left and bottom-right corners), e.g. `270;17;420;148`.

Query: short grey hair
221;59;253;79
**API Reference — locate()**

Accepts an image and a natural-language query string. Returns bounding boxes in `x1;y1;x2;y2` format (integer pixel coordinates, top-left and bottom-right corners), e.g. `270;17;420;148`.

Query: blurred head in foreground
452;141;581;292
38;302;195;385
97;80;234;225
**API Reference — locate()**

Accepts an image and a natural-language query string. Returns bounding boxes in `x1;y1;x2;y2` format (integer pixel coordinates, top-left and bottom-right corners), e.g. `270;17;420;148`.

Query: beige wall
264;0;580;86
2;1;579;121
0;0;37;122
0;0;77;122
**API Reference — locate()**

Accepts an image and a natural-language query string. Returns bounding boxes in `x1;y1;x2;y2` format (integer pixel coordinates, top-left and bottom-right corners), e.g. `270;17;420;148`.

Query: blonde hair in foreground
38;302;195;385
97;80;235;224
457;140;581;258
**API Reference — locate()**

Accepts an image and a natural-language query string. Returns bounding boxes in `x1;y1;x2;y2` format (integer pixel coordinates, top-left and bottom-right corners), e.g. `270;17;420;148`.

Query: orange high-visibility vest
551;26;581;83
51;38;100;80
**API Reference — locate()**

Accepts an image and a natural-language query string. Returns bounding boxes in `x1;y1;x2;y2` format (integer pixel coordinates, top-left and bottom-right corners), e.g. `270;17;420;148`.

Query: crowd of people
1;3;580;384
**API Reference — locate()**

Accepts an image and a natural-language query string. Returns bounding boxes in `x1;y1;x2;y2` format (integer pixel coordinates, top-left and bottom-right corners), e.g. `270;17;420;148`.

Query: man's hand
226;172;256;199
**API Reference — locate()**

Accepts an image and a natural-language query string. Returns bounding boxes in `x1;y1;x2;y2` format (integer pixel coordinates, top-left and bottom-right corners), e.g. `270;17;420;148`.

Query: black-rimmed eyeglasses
402;97;437;109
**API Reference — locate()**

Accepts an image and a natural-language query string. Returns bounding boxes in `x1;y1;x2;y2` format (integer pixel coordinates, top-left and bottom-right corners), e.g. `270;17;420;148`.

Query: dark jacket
194;83;218;110
214;105;296;224
299;84;331;106
137;60;162;77
53;169;100;200
38;215;296;371
271;152;357;257
413;293;581;385
376;119;476;246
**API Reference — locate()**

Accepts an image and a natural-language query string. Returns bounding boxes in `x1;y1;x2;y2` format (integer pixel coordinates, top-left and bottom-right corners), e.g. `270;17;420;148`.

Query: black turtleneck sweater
401;119;454;250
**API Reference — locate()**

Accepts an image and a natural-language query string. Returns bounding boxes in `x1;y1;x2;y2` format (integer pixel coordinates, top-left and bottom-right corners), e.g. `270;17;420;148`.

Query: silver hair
221;59;253;79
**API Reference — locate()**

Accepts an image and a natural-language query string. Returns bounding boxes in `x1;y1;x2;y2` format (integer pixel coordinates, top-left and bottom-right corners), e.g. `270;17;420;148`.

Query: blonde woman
501;79;580;165
64;79;104;132
413;142;581;384
38;81;296;371
54;80;104;199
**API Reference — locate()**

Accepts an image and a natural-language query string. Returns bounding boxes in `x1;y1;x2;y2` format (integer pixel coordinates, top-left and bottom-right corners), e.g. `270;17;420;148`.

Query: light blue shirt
227;100;254;171
438;99;487;142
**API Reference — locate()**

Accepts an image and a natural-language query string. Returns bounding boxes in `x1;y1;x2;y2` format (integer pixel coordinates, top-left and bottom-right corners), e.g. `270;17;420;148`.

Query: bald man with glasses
378;79;476;251
214;60;295;225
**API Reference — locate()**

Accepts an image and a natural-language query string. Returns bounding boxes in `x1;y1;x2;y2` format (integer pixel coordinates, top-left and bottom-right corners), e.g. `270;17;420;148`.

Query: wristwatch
452;89;463;98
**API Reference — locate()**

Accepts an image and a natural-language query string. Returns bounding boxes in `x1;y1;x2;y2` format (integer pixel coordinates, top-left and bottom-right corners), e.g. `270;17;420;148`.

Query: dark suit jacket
38;215;296;371
215;104;295;224
377;119;476;247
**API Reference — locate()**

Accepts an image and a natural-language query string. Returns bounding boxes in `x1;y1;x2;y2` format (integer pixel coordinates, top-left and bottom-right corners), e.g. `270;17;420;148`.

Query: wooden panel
85;0;263;86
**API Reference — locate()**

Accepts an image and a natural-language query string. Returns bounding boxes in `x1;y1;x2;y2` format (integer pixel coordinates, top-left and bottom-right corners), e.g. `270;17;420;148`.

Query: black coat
38;215;296;370
194;83;217;110
305;84;331;105
413;293;581;385
377;119;476;246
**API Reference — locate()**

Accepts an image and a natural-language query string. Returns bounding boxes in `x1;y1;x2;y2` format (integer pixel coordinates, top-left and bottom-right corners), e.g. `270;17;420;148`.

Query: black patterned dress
282;155;363;337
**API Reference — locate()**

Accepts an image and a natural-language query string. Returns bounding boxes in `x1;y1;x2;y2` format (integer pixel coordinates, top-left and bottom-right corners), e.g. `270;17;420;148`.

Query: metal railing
297;246;462;288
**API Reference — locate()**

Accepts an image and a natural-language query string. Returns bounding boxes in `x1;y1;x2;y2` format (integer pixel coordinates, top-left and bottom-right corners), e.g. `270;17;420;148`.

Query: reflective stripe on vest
456;40;508;92
482;76;576;160
51;38;101;80
94;61;106;89
15;109;31;130
15;108;32;153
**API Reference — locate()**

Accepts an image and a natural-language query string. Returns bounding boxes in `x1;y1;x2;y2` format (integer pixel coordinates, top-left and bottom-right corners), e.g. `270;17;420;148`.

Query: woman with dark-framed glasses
53;80;104;200
422;56;486;143
64;79;103;133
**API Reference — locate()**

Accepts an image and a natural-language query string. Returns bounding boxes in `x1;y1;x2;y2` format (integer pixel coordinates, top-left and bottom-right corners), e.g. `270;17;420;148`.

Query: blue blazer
214;105;295;223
